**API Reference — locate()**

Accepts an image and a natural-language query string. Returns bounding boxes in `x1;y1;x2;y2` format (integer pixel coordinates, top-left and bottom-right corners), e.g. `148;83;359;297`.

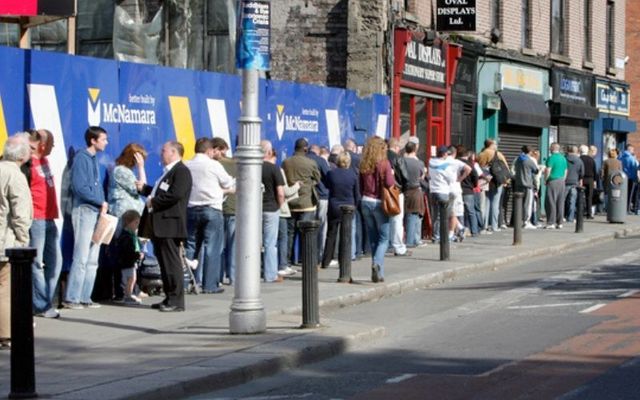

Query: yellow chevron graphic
277;104;284;116
168;96;196;160
0;95;8;154
88;88;100;103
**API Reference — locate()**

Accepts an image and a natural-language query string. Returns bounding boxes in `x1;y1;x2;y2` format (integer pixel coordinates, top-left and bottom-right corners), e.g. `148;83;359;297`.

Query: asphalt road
189;235;640;400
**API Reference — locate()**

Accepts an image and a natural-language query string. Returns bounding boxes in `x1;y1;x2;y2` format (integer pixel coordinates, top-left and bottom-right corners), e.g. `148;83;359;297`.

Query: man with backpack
478;139;510;232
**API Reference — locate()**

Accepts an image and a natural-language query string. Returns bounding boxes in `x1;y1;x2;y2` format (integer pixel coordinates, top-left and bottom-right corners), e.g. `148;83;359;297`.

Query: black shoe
394;250;413;257
203;287;225;294
151;302;166;310
158;304;185;312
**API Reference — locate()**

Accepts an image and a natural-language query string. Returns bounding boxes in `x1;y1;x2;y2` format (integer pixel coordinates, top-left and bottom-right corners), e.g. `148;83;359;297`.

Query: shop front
392;28;461;161
451;41;481;151
476;61;550;165
592;79;637;163
549;68;598;149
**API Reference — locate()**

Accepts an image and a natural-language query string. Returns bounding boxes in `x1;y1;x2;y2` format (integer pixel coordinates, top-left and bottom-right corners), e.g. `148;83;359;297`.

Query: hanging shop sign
499;64;544;95
595;80;630;116
436;0;476;31
402;38;447;89
236;0;271;70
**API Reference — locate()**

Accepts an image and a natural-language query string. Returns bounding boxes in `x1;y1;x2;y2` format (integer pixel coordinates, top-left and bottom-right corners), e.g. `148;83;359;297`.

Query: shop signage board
500;64;544;95
402;38;447;89
551;69;593;106
595;80;630;116
436;0;476;31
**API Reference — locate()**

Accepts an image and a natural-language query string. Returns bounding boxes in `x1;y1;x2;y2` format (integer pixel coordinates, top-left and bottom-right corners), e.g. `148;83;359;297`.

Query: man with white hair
0;133;34;349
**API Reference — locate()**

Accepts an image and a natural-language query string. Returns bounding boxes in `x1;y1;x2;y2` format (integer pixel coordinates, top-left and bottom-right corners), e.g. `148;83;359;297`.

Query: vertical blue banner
236;0;271;70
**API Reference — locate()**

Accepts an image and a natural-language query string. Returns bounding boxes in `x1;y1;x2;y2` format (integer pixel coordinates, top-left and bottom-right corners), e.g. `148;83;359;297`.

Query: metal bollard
298;220;320;328
513;192;524;246
576;187;585;233
338;205;355;283
439;200;449;261
7;247;38;399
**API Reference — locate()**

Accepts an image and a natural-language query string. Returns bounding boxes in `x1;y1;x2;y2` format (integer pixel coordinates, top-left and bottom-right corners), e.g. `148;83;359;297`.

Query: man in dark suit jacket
139;141;192;312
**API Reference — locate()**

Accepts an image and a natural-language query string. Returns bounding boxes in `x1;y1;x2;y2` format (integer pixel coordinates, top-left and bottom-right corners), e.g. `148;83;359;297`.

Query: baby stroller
181;242;201;295
137;254;163;296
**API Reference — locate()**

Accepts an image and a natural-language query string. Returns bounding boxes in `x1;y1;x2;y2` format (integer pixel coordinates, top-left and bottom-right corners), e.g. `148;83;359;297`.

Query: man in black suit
139;141;192;312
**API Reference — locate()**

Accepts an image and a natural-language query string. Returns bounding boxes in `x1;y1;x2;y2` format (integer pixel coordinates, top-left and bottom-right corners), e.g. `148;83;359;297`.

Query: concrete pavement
1;215;639;400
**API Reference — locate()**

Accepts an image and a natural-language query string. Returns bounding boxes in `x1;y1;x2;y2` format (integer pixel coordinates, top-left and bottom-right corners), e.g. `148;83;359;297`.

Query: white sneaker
184;258;198;270
285;267;297;275
545;224;557;229
524;222;537;230
329;259;339;267
557;224;563;229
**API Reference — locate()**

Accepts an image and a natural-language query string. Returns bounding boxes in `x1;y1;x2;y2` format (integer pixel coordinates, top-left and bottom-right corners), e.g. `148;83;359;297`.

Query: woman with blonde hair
359;136;395;283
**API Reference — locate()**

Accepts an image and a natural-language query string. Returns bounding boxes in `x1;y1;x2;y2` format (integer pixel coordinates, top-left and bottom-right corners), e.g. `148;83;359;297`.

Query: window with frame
550;0;565;55
606;0;615;69
522;0;531;49
583;0;592;62
492;0;501;34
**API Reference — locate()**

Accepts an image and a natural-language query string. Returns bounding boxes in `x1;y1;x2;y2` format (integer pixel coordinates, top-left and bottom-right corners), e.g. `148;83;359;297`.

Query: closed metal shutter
498;124;542;166
557;118;589;149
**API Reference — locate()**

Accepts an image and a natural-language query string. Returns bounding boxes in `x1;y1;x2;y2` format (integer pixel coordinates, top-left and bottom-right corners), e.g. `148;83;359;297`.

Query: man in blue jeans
185;138;234;294
261;140;285;282
64;126;109;309
23;129;62;318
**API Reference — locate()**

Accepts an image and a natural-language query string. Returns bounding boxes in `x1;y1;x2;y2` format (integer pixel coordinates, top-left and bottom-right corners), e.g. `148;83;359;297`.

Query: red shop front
392;28;461;161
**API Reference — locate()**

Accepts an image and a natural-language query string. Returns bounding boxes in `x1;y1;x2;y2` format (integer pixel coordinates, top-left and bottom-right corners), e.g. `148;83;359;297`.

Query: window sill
606;67;617;76
582;61;594;70
521;47;536;56
549;52;572;65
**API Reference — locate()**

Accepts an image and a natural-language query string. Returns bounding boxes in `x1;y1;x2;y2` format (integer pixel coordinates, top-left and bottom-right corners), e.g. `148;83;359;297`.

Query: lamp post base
229;309;267;334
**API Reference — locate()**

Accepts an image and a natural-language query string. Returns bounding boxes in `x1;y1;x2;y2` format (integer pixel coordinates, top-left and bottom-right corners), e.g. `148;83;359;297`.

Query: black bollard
7;247;38;399
576;187;585;233
439;199;449;261
338;205;355;283
298;220;320;328
513;192;524;246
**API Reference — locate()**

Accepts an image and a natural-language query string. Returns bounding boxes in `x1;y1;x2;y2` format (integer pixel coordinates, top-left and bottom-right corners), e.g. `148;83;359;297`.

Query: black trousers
152;237;184;309
583;178;594;217
321;218;341;268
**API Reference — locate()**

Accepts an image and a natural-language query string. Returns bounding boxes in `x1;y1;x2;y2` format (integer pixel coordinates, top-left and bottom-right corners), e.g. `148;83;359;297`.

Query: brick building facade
627;0;640;149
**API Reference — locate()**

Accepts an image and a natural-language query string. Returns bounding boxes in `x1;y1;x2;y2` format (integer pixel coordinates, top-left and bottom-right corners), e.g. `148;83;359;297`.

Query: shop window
521;0;531;49
606;0;615;69
583;0;592;63
550;0;565;55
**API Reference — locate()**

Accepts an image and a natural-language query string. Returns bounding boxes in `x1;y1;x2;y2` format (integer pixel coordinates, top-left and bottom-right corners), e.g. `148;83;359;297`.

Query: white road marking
618;289;640;298
507;302;592;310
386;374;417;384
549;289;624;296
580;303;607;313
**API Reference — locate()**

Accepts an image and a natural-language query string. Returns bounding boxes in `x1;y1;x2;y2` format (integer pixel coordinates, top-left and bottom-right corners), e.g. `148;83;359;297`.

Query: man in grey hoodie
514;146;539;228
564;145;584;223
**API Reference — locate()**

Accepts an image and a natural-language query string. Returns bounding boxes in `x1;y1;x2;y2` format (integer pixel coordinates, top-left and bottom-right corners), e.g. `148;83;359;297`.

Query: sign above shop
596;80;630;116
499;65;544;95
551;69;593;106
436;0;476;31
402;38;447;89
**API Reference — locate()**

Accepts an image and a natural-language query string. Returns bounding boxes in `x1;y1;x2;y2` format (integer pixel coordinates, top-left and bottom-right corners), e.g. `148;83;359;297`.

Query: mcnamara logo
275;105;319;139
87;88;157;126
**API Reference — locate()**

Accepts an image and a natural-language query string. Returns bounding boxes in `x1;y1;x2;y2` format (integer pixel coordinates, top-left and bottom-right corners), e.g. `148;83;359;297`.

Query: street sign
236;0;271;70
436;0;476;32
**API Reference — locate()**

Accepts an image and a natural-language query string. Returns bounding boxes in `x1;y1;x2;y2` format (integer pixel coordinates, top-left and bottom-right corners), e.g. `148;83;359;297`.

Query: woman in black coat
321;152;360;268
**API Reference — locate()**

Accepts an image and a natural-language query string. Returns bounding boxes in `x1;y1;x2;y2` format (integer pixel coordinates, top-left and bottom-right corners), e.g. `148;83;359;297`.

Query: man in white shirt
185;138;235;294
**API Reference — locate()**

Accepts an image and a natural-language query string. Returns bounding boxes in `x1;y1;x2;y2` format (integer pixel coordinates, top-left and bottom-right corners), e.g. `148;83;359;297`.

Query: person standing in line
282;138;320;266
579;145;597;219
544;142;568;229
307;143;330;264
403;141;427;246
0;134;34;349
23;130;63;318
64;126;109;310
618;144;639;213
513;145;539;229
184;138;233;294
261;140;285;283
564;145;584;223
344;138;366;258
139;141;193;312
359;136;394;283
477;139;509;232
277;164;300;278
322;151;360;268
602;148;622;212
386;137;411;256
457;146;480;237
214;138;237;285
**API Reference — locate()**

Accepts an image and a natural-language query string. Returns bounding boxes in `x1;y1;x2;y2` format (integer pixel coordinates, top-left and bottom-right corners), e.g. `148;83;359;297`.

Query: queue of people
0;125;632;350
